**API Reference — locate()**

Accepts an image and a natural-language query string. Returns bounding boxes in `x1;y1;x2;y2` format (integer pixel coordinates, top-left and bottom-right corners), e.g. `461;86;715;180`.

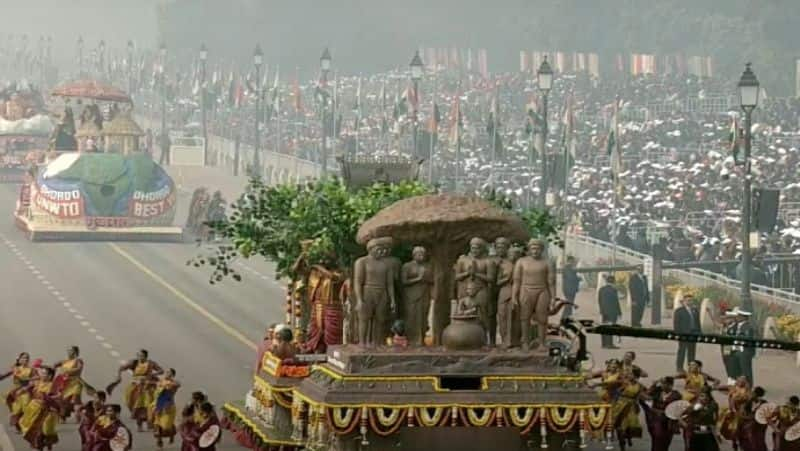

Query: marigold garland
548;406;575;427
329;407;358;432
368;408;407;436
272;391;294;409
507;407;538;428
587;406;608;429
373;407;403;426
546;409;579;433
458;407;496;427
415;407;446;427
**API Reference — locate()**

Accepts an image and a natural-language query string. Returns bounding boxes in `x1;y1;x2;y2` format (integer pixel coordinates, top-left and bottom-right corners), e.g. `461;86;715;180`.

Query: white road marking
74;315;84;320
88;328;97;333
80;321;91;327
67;308;77;313
95;335;105;341
102;343;113;349
119;360;127;365
52;291;61;296
110;351;120;357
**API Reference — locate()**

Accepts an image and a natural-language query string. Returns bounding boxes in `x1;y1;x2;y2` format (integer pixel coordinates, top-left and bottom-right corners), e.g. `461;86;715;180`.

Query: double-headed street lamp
409;51;424;159
537;56;553;209
253;44;264;174
320;48;332;175
199;43;208;165
737;63;760;314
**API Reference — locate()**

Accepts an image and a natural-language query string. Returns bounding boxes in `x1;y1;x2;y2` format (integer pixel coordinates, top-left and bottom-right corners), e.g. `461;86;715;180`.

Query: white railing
567;233;800;313
136;114;321;184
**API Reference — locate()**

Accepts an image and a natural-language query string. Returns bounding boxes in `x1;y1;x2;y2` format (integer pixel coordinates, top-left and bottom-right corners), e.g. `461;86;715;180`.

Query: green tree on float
192;177;561;284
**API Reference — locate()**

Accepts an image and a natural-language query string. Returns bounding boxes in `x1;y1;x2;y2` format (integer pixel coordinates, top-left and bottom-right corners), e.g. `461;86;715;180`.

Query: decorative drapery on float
223;360;612;451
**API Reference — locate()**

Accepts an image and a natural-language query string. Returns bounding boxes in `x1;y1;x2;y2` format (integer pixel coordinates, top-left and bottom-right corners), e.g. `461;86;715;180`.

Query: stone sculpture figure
454;237;495;332
512;239;556;351
455;281;480;317
488;237;510;345
497;246;523;348
401;246;433;346
353;237;397;347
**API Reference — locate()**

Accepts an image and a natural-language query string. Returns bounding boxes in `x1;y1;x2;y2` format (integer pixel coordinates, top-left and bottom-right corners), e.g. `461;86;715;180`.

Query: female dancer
718;376;751;450
110;349;163;431
18;367;60;450
150;368;181;448
1;352;36;432
737;386;768;451
675;360;720;402
679;387;720;451
769;395;800;451
612;369;646;450
78;391;106;451
641;376;682;451
53;346;84;421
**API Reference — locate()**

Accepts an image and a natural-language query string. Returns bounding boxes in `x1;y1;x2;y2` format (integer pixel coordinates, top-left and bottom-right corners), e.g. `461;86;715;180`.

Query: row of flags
520;51;715;78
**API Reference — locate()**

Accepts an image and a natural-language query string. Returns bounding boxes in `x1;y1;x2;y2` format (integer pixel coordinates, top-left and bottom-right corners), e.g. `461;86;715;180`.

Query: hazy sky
2;0;158;49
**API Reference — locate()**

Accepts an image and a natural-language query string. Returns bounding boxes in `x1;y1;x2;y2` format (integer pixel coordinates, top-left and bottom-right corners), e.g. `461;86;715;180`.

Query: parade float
0;82;52;182
199;162;610;451
13;79;182;241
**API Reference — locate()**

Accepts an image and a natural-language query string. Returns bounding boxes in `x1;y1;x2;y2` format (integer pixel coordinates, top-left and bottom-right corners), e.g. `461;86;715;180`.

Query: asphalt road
0;183;285;450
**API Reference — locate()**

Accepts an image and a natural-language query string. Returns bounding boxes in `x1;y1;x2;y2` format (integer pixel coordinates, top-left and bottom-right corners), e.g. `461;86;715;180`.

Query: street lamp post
253;44;264;175
537;57;553;209
199;43;208;165
159;43;168;165
737;63;760;315
409;51;424;160
320;48;331;175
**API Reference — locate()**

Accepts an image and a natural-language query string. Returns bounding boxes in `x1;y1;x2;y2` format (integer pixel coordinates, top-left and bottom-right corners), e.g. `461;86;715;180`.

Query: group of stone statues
350;236;563;351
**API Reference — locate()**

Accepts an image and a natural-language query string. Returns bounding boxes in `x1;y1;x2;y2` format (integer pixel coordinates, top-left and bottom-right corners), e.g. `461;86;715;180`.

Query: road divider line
108;243;257;351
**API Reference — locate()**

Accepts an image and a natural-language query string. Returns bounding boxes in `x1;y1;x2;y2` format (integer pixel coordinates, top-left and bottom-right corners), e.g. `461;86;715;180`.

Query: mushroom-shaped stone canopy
356;193;529;246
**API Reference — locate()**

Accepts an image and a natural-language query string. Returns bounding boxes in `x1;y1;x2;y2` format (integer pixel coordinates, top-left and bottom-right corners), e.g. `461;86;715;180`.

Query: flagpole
455;79;462;193
355;74;361;160
332;70;337;164
490;80;498;193
561;91;572;262
611;96;620;266
294;66;299;182
428;74;437;183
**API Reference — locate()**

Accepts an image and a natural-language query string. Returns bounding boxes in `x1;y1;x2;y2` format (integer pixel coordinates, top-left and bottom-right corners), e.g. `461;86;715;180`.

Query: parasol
51;80;131;103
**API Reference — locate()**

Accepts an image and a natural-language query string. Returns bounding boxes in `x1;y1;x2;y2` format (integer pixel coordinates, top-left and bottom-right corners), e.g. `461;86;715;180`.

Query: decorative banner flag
796;59;800;98
588;54;600;78
477;49;488;78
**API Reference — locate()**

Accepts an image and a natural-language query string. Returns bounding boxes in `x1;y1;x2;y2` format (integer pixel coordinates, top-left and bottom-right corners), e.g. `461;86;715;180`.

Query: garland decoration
368;408;407;436
328;407;358;435
459;407;495;427
415;406;446;427
507;407;538;428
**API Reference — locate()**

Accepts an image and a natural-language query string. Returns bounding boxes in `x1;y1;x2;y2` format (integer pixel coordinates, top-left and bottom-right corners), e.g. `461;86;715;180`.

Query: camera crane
557;318;800;372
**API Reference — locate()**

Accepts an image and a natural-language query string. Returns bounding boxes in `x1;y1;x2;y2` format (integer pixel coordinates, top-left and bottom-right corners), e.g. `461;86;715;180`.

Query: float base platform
15;215;184;242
